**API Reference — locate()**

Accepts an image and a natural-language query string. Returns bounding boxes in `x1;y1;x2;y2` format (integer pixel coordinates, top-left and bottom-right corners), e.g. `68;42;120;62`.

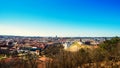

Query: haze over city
0;0;120;37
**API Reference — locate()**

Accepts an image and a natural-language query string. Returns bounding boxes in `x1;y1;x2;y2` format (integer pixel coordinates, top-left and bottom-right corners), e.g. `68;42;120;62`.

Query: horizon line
0;34;119;38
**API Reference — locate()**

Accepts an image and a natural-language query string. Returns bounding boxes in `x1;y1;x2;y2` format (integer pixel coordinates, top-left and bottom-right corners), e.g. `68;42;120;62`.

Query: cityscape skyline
0;0;120;37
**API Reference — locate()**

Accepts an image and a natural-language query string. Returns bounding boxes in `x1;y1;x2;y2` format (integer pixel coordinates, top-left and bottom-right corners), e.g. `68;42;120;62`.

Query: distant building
63;42;73;49
84;41;91;45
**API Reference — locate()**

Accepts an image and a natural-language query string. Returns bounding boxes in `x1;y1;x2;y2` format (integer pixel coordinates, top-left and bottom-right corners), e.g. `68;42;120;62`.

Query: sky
0;0;120;37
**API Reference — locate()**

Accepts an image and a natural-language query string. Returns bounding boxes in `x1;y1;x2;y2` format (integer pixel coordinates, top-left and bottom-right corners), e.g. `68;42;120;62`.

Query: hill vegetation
0;37;120;68
45;37;120;68
66;41;91;52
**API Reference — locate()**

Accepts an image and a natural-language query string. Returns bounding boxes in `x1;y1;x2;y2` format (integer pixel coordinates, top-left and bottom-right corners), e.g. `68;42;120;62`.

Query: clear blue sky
0;0;120;37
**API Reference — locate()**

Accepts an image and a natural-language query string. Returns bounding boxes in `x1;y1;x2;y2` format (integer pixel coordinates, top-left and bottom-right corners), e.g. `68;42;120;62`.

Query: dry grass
66;41;98;52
